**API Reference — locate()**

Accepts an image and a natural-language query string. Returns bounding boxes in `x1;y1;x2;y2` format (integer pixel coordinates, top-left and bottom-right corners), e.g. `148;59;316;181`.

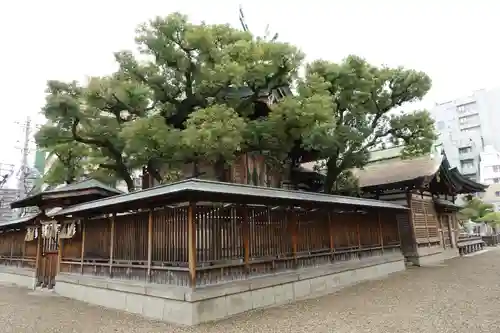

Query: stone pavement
1;249;500;333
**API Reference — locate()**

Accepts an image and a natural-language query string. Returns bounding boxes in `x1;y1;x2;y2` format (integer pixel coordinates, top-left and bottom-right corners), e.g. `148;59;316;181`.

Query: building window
495;191;500;197
458;146;472;154
494;165;500;173
437;121;445;130
460;125;481;133
457;102;477;114
460;159;474;169
494;178;500;184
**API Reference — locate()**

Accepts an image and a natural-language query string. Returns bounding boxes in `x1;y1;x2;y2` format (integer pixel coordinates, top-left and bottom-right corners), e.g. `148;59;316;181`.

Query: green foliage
459;197;500;225
287;56;437;192
35;12;437;193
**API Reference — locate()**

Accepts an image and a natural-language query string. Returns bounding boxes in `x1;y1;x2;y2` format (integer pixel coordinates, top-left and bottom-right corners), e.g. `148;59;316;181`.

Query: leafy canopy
459;197;500;225
36;12;436;193
298;57;436;192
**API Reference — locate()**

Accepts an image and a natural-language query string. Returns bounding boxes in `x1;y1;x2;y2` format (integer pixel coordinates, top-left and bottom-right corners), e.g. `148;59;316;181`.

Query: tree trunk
193;161;200;178
214;157;228;182
147;160;163;184
122;172;135;192
324;158;343;194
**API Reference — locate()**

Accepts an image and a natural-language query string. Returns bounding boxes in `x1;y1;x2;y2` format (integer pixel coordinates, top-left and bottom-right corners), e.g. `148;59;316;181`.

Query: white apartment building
431;87;500;182
478;145;500;211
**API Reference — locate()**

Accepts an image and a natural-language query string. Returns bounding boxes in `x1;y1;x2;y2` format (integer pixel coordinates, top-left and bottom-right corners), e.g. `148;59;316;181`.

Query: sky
1;0;499;177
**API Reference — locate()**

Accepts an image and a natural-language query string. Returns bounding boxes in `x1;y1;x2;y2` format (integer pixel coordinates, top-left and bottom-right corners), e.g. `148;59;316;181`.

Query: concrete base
0;266;36;290
55;253;405;326
408;246;459;266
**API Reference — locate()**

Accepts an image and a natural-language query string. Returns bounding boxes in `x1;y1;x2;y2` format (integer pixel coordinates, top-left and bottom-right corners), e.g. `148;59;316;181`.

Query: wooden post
35;226;42;284
9;233;14;265
378;210;384;253
80;221;86;274
356;219;361;249
423;202;430;245
241;205;250;273
109;213;115;277
57;230;63;274
187;202;196;288
406;191;416;249
147;209;153;281
328;212;335;254
289;209;298;265
22;231;27;267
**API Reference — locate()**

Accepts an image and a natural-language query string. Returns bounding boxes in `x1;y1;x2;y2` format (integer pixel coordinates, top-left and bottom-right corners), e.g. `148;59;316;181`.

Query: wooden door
441;215;451;248
37;236;59;289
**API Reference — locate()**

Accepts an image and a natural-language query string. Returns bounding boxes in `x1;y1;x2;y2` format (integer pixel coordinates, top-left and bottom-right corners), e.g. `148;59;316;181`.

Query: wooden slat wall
59;203;402;287
0;230;37;269
411;197;440;245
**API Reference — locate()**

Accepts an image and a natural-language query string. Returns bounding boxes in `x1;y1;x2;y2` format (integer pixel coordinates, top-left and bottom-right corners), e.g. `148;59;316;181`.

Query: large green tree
296;57;437;192
36;12;437;193
115;13;303;182
37;73;153;191
459;197;500;229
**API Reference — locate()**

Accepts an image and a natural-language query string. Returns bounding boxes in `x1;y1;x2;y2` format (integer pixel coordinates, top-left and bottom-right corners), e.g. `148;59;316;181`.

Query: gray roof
433;198;461;210
0;213;39;228
10;178;123;209
44;179;123;195
53;179;407;217
352;154;442;188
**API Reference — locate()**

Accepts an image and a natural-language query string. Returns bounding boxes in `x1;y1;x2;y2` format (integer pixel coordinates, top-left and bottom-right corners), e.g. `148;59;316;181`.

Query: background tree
36;12;436;194
37;72;154;191
459;197;500;231
115;12;303;180
296;56;437;193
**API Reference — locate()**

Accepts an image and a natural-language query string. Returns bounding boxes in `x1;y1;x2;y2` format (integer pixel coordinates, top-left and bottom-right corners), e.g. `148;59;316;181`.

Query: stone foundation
0;266;37;290
55;253;405;326
408;246;459;266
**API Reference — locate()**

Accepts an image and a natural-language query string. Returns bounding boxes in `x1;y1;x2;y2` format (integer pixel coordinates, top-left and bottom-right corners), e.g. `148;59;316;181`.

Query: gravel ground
1;249;500;333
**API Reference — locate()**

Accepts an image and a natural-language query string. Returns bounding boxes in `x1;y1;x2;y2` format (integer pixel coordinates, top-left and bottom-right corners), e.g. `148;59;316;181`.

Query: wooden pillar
22;231;27;266
109;213;115;277
328;212;335;254
187;202;197;288
80;221;86;274
378;210;384;253
147;209;153;281
406;191;416;248
356;218;361;249
448;214;455;248
9;233;14;265
289;209;298;265
241;205;250;273
57;230;63;274
423;202;430;245
35;226;42;282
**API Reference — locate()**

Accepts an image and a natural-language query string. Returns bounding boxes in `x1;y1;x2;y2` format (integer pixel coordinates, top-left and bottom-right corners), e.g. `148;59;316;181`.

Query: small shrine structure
0;179;122;289
352;148;487;265
50;178;407;325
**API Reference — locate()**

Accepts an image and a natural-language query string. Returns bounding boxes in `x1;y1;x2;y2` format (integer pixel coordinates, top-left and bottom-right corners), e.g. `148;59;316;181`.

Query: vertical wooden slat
356;217;361;249
147;209;153;281
241;205;250;273
109;213;115;277
80;221;86;274
406;191;416;248
35;226;42;282
9;234;14;264
289;209;298;265
423;202;430;244
378;210;384;253
187;202;196;287
328;212;335;254
57;231;63;274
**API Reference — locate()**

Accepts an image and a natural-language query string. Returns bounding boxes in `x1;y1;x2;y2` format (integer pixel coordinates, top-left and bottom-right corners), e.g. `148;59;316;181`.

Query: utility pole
15;116;33;217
